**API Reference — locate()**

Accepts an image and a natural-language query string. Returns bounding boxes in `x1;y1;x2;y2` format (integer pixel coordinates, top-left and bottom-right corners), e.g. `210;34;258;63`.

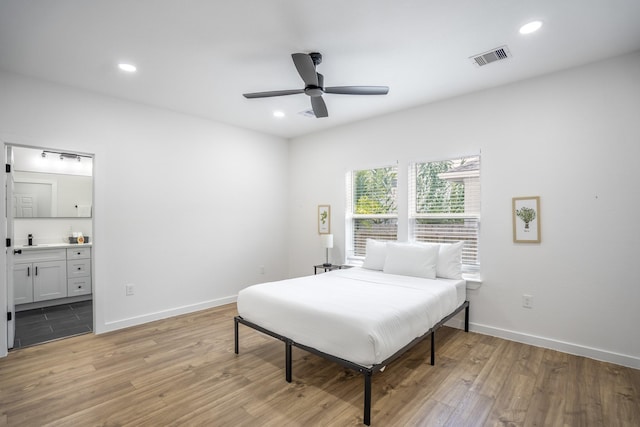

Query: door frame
1;141;95;356
5;145;15;350
1;145;9;356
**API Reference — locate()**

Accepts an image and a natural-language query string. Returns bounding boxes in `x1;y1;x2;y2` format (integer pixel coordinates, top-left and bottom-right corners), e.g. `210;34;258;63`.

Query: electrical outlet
126;284;135;296
522;294;533;309
259;265;265;275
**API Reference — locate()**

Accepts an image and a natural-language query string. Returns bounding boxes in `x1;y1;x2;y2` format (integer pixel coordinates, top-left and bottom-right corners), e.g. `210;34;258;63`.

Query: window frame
409;155;481;273
345;165;399;264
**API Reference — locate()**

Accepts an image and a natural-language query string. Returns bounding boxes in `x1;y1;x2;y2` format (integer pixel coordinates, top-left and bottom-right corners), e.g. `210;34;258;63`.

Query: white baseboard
99;295;237;334
445;318;639;369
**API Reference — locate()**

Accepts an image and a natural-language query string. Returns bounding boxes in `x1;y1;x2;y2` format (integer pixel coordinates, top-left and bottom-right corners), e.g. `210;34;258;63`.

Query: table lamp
322;234;334;267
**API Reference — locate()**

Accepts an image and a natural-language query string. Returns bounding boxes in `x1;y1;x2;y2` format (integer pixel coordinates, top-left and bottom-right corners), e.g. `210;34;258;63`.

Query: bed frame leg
430;330;436;366
285;341;292;383
364;372;372;426
234;317;239;354
465;302;470;332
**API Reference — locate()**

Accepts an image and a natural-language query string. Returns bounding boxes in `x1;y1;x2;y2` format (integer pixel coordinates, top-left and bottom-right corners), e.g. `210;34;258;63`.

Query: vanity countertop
17;243;92;250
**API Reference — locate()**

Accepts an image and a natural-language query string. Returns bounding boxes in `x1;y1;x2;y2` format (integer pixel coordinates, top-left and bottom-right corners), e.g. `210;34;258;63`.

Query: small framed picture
513;196;541;243
318;205;331;234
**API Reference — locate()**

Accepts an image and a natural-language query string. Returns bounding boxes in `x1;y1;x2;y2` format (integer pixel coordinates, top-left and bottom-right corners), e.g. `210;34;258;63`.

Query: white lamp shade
321;234;334;249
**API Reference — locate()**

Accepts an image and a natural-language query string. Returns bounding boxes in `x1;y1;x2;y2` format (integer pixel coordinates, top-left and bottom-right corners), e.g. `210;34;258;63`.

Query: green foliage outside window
353;167;397;230
415;160;465;215
354;167;397;214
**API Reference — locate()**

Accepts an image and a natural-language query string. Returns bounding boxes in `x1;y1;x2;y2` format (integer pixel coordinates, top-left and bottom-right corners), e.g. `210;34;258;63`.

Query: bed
234;242;470;425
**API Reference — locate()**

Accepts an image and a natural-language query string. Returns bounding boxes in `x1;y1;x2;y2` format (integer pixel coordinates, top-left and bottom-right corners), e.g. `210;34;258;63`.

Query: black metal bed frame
234;300;469;425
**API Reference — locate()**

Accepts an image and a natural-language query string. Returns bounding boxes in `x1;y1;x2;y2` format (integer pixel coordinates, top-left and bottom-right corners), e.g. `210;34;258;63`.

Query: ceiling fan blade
292;53;319;87
243;89;304;99
311;96;328;118
324;86;389;95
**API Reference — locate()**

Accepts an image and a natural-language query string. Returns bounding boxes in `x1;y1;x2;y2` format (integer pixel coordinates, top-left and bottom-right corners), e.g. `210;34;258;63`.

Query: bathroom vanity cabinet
13;245;92;307
66;247;92;297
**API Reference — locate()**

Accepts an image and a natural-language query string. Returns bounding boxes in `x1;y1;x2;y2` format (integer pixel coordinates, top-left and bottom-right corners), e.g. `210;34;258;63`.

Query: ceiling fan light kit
243;52;389;118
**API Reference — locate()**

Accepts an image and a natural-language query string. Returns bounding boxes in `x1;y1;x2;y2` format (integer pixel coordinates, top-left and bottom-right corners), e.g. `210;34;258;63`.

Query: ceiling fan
243;52;389;118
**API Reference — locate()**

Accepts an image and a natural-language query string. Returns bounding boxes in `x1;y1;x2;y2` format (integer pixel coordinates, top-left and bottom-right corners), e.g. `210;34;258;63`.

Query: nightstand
314;264;343;275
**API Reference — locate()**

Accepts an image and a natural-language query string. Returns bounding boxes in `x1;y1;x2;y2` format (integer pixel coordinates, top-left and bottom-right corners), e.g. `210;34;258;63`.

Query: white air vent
470;45;511;67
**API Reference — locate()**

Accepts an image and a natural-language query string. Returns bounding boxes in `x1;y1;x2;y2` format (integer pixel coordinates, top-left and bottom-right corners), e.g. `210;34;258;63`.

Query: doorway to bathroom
6;144;94;349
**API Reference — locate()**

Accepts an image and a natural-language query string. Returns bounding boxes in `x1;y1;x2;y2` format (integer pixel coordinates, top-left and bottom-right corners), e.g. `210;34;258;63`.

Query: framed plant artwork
513;196;541;243
318;205;331;234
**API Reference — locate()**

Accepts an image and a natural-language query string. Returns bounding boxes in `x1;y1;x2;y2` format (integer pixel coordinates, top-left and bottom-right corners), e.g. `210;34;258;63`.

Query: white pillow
419;241;464;279
382;242;438;279
437;241;464;279
362;239;388;270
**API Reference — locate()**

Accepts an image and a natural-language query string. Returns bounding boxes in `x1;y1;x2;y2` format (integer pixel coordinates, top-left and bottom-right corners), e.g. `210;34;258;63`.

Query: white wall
0;71;290;356
288;51;640;368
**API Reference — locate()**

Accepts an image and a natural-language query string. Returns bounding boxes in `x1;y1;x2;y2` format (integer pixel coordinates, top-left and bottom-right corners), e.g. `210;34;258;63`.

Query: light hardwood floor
1;303;639;426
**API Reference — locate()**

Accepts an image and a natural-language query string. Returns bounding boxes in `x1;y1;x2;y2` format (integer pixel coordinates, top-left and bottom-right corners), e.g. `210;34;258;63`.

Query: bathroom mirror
12;171;92;218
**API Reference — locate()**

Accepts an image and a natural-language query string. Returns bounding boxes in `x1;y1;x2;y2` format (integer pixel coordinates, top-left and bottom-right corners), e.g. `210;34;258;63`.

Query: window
410;156;480;271
346;166;398;261
345;157;480;272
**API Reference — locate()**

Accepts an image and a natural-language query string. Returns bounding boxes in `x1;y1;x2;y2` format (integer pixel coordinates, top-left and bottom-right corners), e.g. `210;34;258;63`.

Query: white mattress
237;267;466;367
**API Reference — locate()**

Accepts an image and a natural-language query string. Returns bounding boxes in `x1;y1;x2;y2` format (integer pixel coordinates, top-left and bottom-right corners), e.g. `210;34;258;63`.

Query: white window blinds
347;166;398;258
409;156;481;270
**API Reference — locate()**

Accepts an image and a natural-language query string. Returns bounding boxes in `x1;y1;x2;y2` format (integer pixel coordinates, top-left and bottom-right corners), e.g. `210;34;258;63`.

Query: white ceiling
1;1;640;139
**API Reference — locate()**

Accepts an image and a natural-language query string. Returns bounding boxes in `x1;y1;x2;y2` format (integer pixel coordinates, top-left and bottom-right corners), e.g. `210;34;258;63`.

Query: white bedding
237;267;466;367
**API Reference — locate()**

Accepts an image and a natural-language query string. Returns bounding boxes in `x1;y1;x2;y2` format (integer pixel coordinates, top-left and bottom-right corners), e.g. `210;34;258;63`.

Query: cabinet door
13;263;34;304
33;260;68;302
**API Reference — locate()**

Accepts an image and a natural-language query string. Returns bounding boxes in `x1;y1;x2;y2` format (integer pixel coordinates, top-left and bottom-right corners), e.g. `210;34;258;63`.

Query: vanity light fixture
42;150;91;162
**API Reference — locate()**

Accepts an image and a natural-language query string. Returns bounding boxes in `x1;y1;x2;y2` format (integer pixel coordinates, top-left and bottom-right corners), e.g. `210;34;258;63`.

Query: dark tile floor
14;300;93;348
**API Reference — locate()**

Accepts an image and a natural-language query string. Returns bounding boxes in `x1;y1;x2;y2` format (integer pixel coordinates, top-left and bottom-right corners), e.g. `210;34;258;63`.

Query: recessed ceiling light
118;63;137;72
519;21;543;34
273;111;285;118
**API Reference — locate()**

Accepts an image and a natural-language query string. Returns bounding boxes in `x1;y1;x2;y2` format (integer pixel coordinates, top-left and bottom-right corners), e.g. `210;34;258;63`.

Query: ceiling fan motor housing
305;73;324;96
305;87;324;97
